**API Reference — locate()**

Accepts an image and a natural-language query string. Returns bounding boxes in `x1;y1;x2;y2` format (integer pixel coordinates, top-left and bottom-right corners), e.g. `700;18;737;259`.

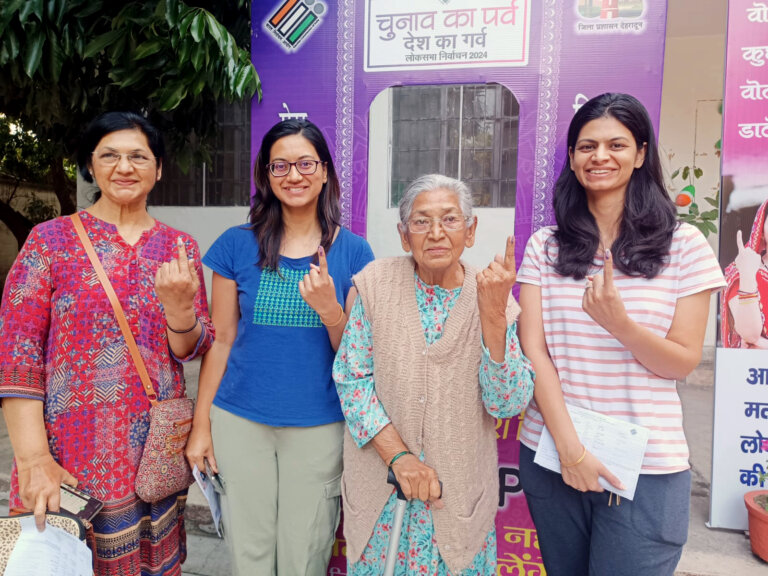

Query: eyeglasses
267;159;324;177
405;214;470;234
92;151;156;168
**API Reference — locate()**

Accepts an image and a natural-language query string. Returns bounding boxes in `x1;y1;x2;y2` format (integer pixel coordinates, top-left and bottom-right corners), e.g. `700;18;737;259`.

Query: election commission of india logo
265;0;327;52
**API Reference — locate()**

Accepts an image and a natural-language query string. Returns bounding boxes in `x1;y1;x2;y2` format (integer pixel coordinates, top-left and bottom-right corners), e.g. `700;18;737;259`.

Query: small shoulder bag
71;214;195;503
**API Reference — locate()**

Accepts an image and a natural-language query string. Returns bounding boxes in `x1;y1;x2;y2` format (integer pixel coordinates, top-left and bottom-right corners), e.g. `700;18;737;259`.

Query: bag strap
70;213;158;405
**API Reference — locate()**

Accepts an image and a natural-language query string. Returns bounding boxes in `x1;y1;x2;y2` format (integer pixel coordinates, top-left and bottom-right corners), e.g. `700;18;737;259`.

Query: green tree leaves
0;0;260;246
0;0;260;211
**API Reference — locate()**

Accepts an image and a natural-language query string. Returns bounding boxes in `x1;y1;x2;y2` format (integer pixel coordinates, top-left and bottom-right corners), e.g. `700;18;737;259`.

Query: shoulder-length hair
250;119;341;271
551;92;677;280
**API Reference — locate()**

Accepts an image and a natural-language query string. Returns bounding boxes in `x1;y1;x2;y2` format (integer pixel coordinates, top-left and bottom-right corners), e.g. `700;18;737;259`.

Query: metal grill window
151;100;251;207
390;83;519;208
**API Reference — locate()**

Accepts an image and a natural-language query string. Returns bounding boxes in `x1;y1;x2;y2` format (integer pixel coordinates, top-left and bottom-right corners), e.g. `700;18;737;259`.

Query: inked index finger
173;237;189;275
737;229;745;252
318;245;328;275
503;236;516;270
176;237;189;264
603;248;614;288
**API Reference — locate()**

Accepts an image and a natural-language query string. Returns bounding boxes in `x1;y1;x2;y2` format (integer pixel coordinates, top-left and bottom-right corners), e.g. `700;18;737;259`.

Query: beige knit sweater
341;256;499;573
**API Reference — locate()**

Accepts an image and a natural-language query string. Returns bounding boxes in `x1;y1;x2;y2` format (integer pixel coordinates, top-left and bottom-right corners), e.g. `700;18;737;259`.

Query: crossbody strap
70;213;158;405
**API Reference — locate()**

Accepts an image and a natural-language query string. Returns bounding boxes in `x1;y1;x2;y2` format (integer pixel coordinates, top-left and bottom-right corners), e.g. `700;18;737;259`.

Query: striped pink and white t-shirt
517;223;725;473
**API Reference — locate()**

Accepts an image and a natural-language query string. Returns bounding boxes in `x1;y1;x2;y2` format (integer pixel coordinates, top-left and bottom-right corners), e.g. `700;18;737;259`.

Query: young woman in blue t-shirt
186;119;374;575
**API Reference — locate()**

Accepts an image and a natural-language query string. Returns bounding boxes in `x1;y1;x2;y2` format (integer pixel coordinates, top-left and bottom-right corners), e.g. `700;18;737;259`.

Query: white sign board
364;0;531;71
710;348;768;530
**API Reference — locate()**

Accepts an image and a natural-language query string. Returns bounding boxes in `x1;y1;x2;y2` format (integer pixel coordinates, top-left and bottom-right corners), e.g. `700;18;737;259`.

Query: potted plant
744;445;768;562
745;489;768;562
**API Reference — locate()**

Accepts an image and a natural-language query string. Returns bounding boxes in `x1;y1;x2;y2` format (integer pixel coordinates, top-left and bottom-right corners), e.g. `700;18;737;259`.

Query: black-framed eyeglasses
267;159;325;177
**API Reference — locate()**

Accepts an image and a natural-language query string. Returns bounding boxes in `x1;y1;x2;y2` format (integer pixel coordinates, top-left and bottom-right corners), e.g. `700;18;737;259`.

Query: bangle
560;445;587;468
389;450;411;468
738;290;759;298
738;292;760;305
167;317;198;334
321;303;345;327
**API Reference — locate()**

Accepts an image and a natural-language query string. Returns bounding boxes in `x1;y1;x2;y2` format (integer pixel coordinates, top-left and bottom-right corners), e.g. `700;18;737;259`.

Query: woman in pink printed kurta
0;112;213;576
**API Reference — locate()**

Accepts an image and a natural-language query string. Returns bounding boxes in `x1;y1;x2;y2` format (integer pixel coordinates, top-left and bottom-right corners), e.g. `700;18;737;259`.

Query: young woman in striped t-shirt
517;93;725;576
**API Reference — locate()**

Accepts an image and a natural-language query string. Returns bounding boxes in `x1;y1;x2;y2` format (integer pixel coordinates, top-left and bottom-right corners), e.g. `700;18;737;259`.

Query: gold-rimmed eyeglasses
405;214;470;234
92;151;156;168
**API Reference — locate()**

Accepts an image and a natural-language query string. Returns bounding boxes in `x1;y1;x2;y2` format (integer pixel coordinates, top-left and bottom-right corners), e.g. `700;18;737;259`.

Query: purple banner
710;0;768;531
251;1;667;572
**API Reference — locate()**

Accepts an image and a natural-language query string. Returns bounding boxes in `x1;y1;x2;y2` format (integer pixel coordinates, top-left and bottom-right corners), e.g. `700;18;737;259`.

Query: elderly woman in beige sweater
333;174;535;575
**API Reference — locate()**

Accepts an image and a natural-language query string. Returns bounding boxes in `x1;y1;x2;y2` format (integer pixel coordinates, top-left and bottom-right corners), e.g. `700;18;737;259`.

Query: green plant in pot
744;445;768;562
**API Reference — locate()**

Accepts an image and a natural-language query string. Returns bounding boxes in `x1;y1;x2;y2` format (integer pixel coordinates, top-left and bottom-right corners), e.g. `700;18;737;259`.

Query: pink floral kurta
0;212;213;576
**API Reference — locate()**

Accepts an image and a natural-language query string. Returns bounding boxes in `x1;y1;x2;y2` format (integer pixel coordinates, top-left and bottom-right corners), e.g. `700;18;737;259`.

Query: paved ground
1;354;766;575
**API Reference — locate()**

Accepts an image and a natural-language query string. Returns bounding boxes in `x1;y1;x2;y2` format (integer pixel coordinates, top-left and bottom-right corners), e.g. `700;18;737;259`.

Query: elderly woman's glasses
406;214;469;234
268;159;324;177
92;152;156;168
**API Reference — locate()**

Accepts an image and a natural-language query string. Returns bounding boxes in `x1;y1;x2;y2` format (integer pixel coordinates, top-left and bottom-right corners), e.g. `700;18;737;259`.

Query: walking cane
383;468;408;576
382;468;442;576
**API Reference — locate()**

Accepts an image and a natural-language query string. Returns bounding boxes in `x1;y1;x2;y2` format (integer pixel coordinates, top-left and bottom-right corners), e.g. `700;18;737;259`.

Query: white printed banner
710;348;768;530
364;0;531;71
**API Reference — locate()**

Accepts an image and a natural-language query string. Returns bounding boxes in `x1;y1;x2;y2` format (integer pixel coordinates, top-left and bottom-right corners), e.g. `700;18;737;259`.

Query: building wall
659;4;727;349
0;186;59;292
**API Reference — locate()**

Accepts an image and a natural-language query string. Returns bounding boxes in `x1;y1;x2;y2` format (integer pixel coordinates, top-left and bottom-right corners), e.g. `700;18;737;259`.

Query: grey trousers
519;445;690;576
211;404;344;576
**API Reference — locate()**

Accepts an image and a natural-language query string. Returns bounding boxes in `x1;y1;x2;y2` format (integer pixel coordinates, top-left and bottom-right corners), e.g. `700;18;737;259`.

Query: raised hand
734;229;762;293
477;236;517;317
155;237;200;327
299;246;340;323
582;249;628;336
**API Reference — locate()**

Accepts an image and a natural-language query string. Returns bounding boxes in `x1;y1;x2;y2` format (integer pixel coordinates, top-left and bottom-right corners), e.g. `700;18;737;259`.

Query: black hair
250;119;341;271
551;92;677;280
77;111;165;198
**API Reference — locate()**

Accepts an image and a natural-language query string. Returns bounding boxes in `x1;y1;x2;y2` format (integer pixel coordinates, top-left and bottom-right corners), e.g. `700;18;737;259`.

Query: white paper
533;404;649;500
4;515;92;576
192;465;222;537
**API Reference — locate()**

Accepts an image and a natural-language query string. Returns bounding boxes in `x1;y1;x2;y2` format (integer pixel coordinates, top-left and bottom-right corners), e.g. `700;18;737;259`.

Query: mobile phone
59;484;104;522
204;459;226;494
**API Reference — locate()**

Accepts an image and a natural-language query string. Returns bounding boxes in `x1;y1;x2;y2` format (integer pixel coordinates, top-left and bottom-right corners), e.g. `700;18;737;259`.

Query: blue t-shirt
203;225;374;426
